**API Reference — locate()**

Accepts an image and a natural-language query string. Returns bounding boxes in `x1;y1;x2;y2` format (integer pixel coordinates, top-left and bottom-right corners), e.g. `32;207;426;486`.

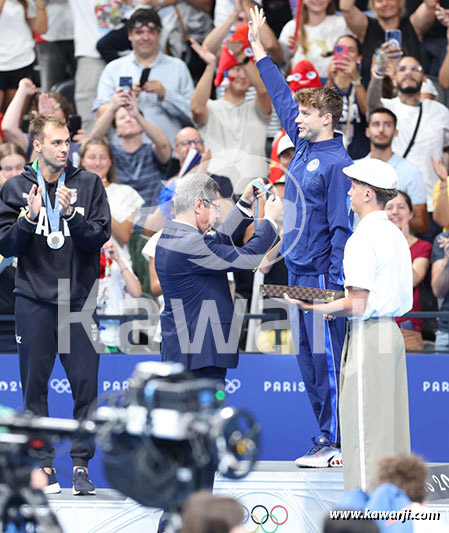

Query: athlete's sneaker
329;449;343;467
40;468;61;494
295;436;341;468
72;467;96;496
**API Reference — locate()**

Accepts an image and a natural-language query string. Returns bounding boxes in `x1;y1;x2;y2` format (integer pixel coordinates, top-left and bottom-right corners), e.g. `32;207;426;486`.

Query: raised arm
410;0;436;41
91;89;129;138
202;3;241;56
1;78;36;152
28;0;47;34
339;0;368;42
250;7;299;142
366;43;402;114
241;0;283;64
105;241;142;297
224;37;271;115
437;7;449;88
190;39;217;125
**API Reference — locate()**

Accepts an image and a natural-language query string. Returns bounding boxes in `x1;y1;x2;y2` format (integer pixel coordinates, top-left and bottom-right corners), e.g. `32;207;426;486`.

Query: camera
96;362;260;510
0;362;260;528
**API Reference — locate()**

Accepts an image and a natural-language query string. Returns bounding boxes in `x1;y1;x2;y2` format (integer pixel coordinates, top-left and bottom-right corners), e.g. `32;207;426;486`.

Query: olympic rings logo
50;378;72;394
225;378;241;394
242;504;288;532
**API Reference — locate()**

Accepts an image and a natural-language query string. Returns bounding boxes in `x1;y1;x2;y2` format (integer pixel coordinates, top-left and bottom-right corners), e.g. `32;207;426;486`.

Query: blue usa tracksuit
257;57;353;445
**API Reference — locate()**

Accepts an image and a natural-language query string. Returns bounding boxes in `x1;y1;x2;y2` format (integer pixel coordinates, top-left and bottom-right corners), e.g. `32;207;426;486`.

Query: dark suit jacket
155;205;278;370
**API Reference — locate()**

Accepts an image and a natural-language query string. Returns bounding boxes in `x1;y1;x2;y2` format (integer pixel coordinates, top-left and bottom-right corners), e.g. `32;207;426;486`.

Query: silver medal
47;231;65;250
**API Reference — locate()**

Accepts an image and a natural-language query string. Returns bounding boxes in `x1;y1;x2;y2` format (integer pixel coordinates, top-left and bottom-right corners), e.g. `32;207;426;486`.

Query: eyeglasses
130;22;161;32
397;65;423;73
176;138;204;147
201;198;221;213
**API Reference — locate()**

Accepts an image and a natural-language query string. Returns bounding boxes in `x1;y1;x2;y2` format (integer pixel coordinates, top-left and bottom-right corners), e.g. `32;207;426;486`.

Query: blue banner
0;352;448;488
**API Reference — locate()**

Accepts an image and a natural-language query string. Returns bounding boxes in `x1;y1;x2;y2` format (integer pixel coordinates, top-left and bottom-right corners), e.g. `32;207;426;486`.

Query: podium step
46;461;449;533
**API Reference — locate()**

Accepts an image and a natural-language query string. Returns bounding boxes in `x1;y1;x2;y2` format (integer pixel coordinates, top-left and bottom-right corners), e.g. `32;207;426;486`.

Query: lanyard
33;159;66;234
253;180;274;230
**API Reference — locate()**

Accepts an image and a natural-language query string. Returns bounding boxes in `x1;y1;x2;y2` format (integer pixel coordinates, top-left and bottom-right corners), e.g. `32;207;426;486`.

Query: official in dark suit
155;173;281;381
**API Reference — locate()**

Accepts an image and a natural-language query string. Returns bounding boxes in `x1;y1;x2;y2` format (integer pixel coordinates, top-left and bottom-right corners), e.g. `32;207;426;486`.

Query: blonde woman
278;0;349;79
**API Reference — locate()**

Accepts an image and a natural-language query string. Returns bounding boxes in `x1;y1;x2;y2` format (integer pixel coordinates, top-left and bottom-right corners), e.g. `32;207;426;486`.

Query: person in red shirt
385;190;432;350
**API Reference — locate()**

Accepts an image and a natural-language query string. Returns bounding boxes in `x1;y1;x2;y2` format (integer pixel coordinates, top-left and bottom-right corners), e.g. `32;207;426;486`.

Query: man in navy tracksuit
250;7;353;467
0;116;111;493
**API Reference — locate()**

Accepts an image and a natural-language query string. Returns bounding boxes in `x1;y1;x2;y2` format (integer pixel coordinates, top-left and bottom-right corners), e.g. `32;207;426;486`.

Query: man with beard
361;107;429;233
367;49;449;236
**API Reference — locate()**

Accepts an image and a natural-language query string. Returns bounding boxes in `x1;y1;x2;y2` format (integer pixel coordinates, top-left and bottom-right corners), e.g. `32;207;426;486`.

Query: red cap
214;24;254;87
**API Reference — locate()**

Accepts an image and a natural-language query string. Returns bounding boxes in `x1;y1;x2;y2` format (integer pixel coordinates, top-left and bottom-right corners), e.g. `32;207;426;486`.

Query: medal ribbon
33;159;66;234
252;180;274;230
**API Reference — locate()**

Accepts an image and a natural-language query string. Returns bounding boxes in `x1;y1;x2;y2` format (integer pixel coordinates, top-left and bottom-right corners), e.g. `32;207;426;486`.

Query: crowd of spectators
3;0;449;352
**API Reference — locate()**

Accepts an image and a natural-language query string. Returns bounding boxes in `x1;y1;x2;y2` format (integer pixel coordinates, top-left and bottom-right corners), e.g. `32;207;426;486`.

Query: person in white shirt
285;158;413;492
367;46;449;227
190;34;271;194
67;0;105;133
361;106;429;234
93;8;194;146
35;0;75;92
278;0;349;79
0;0;47;114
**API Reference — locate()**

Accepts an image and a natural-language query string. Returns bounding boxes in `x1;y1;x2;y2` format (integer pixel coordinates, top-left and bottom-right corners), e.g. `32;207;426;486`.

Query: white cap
277;134;295;157
342;158;398;190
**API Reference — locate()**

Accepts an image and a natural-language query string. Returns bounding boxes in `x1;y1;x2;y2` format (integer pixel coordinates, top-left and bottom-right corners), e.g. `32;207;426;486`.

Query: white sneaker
40;468;61;494
329;449;342;467
295;437;341;468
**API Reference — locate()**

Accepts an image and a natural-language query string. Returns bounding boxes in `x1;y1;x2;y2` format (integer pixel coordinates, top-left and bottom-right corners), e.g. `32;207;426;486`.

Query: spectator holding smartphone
340;0;436;85
367;45;449;236
327;34;369;159
93;8;194;146
90;88;170;214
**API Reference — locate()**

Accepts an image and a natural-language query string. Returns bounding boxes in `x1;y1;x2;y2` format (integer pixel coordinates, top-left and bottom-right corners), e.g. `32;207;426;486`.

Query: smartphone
119;76;133;93
334;44;348;61
139;68;151;86
385;29;402;48
68;114;82;139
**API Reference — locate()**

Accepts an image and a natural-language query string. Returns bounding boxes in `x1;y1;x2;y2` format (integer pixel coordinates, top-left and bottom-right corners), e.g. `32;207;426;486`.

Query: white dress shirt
343;210;413;319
